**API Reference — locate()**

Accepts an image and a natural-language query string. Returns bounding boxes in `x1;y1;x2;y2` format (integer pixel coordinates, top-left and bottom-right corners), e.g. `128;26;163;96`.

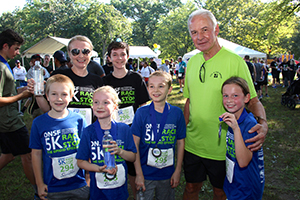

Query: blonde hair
68;35;94;52
149;71;172;88
45;74;74;96
93;86;121;106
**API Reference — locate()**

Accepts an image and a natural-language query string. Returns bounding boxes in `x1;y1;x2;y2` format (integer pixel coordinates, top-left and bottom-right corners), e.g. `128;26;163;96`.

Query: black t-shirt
102;64;114;76
87;60;105;76
52;68;104;109
150;61;157;71
103;71;150;112
245;61;255;81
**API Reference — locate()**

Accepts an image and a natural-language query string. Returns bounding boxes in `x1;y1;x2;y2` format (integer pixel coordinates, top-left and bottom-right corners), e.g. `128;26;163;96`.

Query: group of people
0;8;268;200
270;57;298;88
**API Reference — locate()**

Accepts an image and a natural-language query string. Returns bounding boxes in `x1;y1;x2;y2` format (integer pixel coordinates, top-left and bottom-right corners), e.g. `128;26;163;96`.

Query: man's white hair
188;9;217;31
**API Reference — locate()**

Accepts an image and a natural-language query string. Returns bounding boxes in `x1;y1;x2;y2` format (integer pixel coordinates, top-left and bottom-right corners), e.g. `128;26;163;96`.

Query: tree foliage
152;1;196;58
111;0;182;46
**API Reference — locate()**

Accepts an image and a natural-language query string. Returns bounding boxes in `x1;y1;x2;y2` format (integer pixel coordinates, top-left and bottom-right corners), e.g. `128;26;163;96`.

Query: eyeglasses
70;49;91;56
199;62;205;83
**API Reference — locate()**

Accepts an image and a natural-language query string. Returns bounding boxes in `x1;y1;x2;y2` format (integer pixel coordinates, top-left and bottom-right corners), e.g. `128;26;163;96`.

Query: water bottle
102;131;115;169
136;188;145;200
33;61;44;95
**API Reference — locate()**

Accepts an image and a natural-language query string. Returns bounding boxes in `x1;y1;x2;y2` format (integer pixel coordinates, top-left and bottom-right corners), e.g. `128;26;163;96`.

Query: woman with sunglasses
29;35;103;125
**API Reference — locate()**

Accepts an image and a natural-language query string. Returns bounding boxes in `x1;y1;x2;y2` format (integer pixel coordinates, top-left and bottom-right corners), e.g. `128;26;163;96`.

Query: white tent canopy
129;46;158;59
21;36;98;59
183;38;266;61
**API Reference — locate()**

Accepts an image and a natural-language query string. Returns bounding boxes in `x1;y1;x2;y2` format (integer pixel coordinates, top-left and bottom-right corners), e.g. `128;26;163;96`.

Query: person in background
260;59;269;98
270;57;280;88
87;59;105;77
288;59;297;85
0;28;39;199
244;55;256;83
183;9;267;200
53;50;68;71
158;59;170;73
42;54;52;74
13;59;27;88
177;56;186;94
126;58;133;70
253;57;263;100
140;61;155;85
102;55;114;76
279;58;289;87
150;57;157;71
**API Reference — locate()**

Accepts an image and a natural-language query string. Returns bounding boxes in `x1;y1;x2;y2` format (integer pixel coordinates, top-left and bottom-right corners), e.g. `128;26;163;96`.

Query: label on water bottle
103;145;115;169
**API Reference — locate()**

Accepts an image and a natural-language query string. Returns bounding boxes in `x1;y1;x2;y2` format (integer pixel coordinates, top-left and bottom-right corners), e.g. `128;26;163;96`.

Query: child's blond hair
45;74;74;96
149;71;172;88
93;86;121;106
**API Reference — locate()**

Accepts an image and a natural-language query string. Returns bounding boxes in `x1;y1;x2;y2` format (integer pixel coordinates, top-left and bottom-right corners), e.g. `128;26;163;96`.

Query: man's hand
245;120;268;151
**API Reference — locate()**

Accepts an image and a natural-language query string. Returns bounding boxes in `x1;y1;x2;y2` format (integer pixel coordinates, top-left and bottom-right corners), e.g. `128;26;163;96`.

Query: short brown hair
45;74;74;96
149;71;172;88
107;41;129;58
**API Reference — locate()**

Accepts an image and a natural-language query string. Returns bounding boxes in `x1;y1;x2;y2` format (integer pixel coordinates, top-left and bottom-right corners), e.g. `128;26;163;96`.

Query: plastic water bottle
33;61;44;95
102;131;115;169
136;188;145;200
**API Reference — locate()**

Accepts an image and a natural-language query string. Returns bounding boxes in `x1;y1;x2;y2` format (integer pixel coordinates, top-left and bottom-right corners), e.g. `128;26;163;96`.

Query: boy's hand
108;141;122;155
135;174;146;192
170;170;181;188
37;183;48;200
100;165;118;175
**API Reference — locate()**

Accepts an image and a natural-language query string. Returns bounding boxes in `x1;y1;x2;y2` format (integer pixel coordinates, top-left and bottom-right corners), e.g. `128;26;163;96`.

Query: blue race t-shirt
76;120;136;200
29;111;87;193
223;109;265;200
131;103;186;180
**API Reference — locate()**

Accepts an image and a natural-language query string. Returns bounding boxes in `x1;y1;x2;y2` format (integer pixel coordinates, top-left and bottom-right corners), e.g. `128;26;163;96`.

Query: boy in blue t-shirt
30;74;89;200
131;71;186;200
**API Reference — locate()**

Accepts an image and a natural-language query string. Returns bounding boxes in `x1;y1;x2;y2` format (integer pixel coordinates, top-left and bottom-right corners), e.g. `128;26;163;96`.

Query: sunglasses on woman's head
70;49;91;56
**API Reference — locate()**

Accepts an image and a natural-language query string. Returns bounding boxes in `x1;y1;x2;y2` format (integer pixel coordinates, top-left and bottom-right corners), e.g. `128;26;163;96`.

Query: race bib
52;153;79;180
178;73;183;77
96;164;126;189
114;106;134;125
226;156;235;183
68;108;92;125
147;148;173;169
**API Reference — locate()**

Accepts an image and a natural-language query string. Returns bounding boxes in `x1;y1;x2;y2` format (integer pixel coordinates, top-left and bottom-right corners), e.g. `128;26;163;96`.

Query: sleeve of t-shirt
0;67;5;96
131;108;143;138
121;124;137;153
76;128;91;161
135;74;150;106
29;119;43;150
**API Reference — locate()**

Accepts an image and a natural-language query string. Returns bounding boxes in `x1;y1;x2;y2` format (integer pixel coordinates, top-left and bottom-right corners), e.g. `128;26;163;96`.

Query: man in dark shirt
149;57;157;71
53;50;68;72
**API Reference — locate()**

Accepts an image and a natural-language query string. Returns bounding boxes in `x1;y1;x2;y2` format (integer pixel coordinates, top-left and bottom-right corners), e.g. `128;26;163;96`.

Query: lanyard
0;55;14;79
149;102;169;146
94;120;118;144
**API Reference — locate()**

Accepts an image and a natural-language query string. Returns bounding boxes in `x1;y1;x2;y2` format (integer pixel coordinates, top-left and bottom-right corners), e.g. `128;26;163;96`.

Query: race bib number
226;156;235;183
114;106;134;125
178;73;183;77
68;108;92;125
52;153;79;180
96;164;126;189
147;148;173;169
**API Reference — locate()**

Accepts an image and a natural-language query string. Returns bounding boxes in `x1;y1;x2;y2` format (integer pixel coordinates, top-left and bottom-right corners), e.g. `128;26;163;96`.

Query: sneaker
265;94;269;97
272;85;276;88
177;91;183;94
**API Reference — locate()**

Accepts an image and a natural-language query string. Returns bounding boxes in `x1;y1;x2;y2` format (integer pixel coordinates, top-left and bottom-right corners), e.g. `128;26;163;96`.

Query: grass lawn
0;82;299;200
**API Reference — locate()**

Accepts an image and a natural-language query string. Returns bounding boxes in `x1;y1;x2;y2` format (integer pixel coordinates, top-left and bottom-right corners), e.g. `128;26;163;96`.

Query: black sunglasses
199;62;205;83
70;48;91;56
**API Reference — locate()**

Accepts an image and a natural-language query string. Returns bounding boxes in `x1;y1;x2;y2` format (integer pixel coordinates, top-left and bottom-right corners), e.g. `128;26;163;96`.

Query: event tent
183;38;266;61
21;36;98;67
129;46;158;59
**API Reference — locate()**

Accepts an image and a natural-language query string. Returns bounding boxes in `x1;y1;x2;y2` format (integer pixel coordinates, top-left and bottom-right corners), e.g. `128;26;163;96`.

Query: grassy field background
0;82;299;200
